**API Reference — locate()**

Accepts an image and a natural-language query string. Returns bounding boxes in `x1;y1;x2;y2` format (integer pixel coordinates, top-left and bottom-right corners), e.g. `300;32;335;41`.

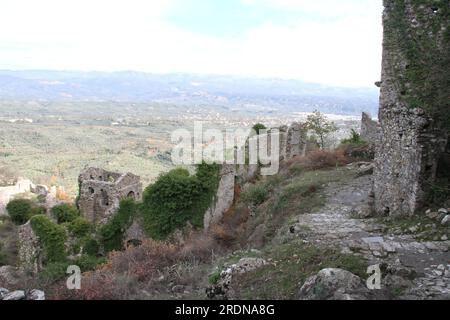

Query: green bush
38;261;70;284
30;215;67;263
141;163;220;240
30;206;46;216
68;217;91;237
99;198;136;253
51;204;80;224
6;199;34;225
241;184;269;206
83;238;100;256
74;255;106;272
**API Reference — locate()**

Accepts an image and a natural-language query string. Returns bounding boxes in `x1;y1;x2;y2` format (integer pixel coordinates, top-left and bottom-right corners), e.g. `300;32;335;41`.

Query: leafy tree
305;110;338;149
6;199;34;225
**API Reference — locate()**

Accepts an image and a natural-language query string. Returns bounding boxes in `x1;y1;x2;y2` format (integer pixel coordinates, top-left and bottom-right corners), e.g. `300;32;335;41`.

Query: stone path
291;172;450;300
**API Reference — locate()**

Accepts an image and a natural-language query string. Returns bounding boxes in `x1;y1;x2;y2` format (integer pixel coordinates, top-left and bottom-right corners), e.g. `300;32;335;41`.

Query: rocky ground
208;164;449;300
290;168;450;299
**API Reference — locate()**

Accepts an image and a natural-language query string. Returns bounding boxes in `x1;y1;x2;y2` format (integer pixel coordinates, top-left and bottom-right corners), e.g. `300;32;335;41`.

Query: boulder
298;268;370;300
27;289;45;300
207;257;268;300
2;290;25;300
0;287;9;299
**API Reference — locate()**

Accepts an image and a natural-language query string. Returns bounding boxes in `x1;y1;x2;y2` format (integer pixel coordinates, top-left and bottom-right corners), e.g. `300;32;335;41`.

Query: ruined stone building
373;0;449;216
360;112;380;144
78;168;143;224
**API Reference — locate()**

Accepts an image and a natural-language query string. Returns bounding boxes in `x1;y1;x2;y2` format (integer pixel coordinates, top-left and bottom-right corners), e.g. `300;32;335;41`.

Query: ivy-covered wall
383;0;449;126
373;0;450;216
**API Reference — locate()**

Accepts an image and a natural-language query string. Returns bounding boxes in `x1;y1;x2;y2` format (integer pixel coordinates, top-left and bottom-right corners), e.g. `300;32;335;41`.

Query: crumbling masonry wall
373;0;449;216
78;168;142;224
360;112;380;145
204;123;307;230
18;221;41;273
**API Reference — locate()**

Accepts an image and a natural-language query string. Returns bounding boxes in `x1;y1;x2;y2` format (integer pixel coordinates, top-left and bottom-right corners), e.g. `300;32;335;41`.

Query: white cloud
0;0;383;87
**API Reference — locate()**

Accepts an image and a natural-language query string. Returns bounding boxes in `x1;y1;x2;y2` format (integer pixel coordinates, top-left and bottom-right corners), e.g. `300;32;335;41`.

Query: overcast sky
0;0;383;87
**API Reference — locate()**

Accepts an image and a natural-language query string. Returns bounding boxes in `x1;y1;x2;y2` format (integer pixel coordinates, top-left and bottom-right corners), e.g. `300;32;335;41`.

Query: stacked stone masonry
78;168;143;224
373;0;449;216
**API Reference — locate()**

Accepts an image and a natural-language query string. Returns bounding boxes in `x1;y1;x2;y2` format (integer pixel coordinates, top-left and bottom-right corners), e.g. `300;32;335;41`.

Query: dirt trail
292;173;450;299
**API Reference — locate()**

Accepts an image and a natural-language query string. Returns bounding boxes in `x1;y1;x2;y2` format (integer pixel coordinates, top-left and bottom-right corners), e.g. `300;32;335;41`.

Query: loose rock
2;290;26;300
298;268;370;300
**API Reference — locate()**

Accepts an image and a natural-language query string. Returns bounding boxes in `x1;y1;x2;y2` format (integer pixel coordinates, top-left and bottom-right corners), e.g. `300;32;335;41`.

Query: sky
0;0;383;87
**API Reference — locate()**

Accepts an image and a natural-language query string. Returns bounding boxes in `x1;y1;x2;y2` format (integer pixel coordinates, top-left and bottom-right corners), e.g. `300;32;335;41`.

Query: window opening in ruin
101;189;109;206
127;239;142;247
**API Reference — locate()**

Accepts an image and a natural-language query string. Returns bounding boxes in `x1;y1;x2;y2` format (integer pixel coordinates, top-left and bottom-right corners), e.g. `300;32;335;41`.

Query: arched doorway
127;191;136;199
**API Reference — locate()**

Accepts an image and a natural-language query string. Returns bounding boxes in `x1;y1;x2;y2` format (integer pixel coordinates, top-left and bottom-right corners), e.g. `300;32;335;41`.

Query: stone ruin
15;168;143;272
17;221;42;273
204;122;307;230
360;112;380;145
373;0;449;216
77;168;143;224
276;122;308;161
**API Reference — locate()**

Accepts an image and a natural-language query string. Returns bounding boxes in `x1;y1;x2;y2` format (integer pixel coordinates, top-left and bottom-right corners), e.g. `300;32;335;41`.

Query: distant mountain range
0;70;379;116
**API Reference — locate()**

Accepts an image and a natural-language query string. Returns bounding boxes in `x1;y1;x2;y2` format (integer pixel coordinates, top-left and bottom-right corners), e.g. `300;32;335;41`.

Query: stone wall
285;122;307;159
373;0;449;216
18;222;41;273
204;122;307;230
78;168;142;224
360;112;380;144
204;165;236;230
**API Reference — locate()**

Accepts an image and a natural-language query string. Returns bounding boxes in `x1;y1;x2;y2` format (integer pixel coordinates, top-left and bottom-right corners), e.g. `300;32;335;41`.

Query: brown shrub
210;224;236;246
108;239;178;281
52;232;222;300
178;232;218;263
287;149;351;171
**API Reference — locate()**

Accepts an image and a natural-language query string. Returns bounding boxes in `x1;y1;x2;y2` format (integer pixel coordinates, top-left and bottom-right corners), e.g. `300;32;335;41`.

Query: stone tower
77;168;143;224
373;0;449;216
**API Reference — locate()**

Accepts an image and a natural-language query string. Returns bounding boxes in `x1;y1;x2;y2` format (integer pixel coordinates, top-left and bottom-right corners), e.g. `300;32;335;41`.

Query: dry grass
286;149;351;171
